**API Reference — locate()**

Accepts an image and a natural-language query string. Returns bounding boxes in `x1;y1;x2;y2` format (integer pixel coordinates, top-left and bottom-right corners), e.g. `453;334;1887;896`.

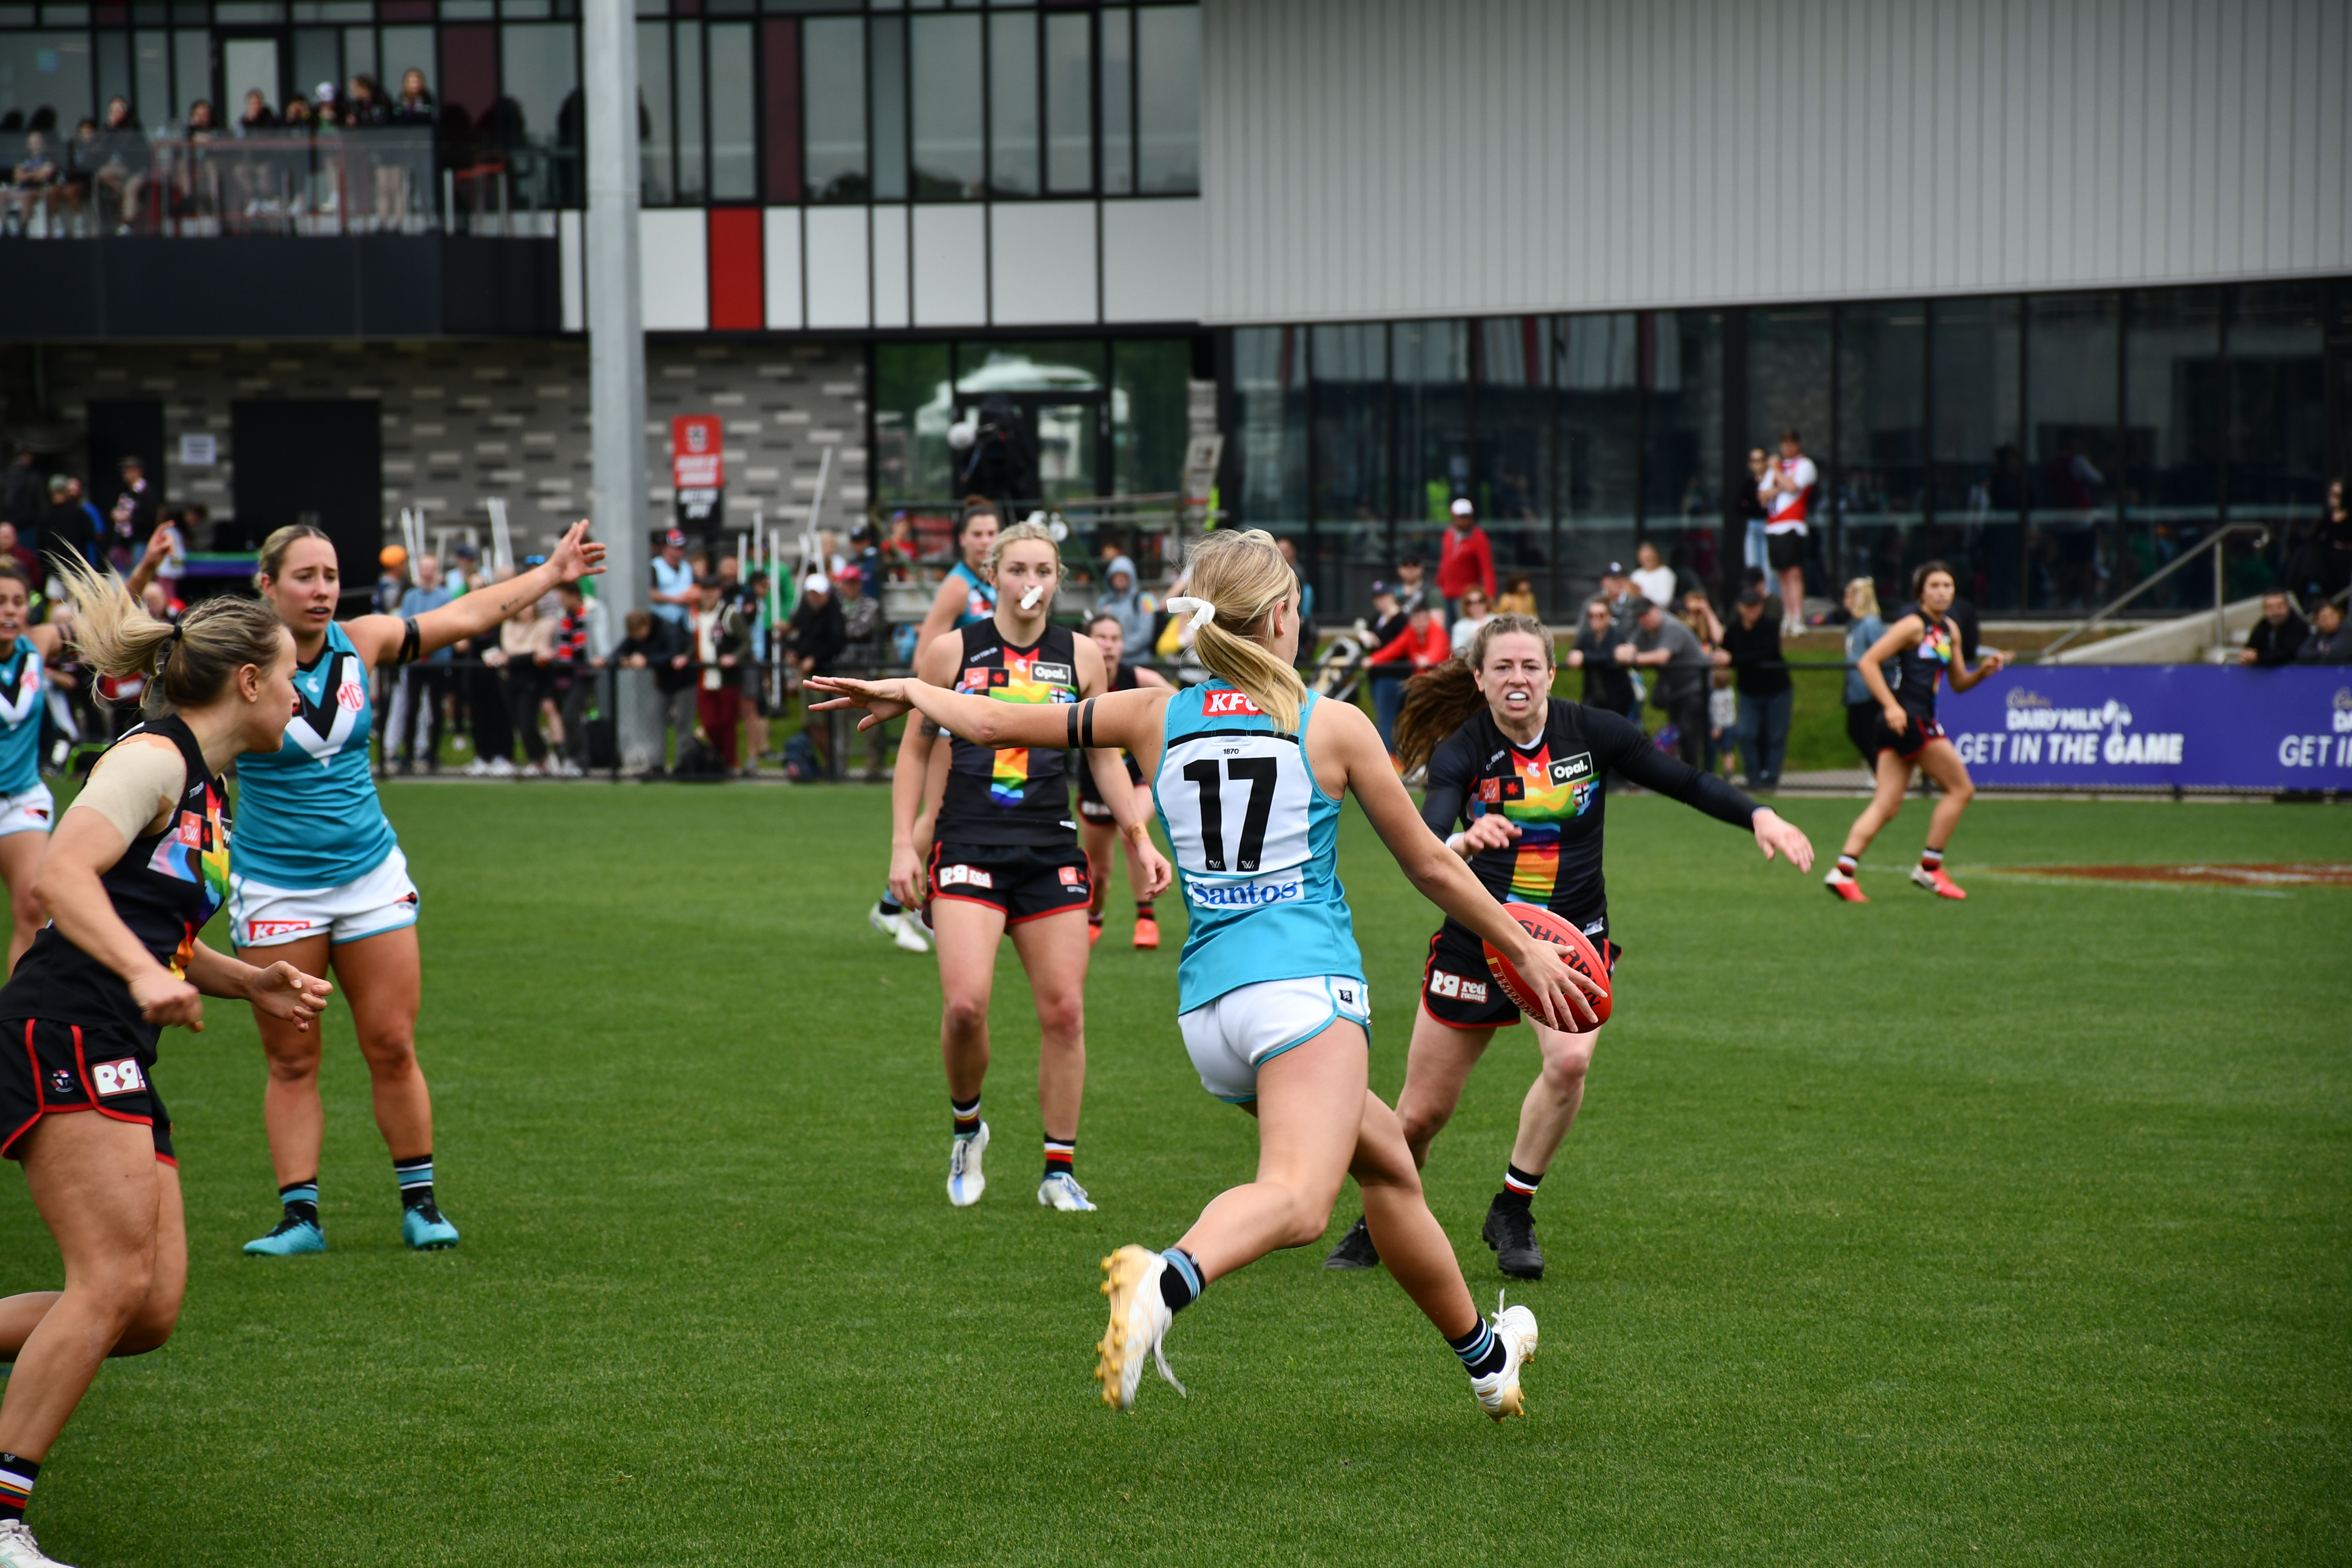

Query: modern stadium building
0;0;2344;622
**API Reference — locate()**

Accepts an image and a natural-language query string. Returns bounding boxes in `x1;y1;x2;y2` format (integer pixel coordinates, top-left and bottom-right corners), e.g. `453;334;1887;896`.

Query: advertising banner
671;414;724;527
1939;666;2352;791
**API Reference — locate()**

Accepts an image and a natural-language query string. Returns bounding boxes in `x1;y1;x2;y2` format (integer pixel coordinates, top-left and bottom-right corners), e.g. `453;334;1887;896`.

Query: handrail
2035;523;2268;661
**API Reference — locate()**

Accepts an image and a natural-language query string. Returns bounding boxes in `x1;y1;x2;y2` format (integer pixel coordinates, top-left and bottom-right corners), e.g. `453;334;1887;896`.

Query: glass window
1232;327;1307;544
1310;322;1388;614
869;14;905;200
1043;8;1088;194
1133;3;1195;193
909;13;978;199
636;19;672;203
0;30;91;127
290;28;338;113
874;343;955;506
758;17;798;202
1111;338;1189;497
133;28;168;124
954;340;1103;394
440;24;499;123
706;19;752;199
1392;319;1468;570
1097;4;1129;195
95;28;128;115
1642;310;1726;604
1929;296;2023;609
2227;282;2328;599
1833;302;1923;609
2024;291;2120;611
986;10;1034;196
499;22;576;141
172;26;205;120
673;20;704;201
801;14;865;201
1475;317;1552;597
2123;288;2223;609
1556;312;1639;605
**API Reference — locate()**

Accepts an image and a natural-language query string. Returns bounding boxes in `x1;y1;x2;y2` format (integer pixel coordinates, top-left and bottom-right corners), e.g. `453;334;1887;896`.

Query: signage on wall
671;414;724;527
178;433;217;466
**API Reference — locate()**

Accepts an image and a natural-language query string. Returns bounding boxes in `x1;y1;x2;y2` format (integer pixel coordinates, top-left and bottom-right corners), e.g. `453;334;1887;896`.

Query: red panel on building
438;25;498;123
708;208;765;332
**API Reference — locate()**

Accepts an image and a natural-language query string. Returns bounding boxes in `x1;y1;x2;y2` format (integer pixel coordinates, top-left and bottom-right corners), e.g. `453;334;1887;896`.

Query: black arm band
1081;698;1097;749
396;617;423;666
1067;703;1080;748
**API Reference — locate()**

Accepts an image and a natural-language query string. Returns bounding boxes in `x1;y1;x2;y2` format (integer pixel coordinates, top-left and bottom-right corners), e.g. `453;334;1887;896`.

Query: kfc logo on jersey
90;1058;145;1097
1057;864;1085;887
1202;689;1263;717
247;919;315;939
337;681;366;712
1428;971;1489;1004
936;864;994;890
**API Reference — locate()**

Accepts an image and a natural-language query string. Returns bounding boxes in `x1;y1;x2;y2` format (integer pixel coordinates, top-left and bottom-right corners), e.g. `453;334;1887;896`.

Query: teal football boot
243;1215;325;1256
402;1200;460;1250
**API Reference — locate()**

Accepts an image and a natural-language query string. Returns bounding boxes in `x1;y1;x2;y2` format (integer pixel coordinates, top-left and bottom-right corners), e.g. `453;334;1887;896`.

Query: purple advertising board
1938;665;2352;791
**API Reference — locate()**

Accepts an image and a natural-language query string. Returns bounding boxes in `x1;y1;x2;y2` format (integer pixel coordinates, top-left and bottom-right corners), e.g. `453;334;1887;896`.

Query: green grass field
1;784;2347;1566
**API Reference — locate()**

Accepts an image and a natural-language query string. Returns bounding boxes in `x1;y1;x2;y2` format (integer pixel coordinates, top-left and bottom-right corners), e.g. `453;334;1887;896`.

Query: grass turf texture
1;785;2347;1566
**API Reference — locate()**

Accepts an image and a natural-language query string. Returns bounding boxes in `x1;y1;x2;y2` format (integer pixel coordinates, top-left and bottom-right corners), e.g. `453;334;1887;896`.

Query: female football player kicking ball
1825;561;2006;904
0;561;332;1568
884;520;1168;1214
1321;615;1813;1281
815;528;1599;1421
1077;611;1172;949
132;521;604;1256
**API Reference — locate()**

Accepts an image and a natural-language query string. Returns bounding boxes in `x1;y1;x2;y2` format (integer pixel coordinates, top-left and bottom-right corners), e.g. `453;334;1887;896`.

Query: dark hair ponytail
1391;612;1552;777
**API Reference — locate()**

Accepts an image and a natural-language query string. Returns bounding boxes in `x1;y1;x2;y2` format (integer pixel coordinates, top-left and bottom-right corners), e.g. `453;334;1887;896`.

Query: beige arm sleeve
67;738;186;846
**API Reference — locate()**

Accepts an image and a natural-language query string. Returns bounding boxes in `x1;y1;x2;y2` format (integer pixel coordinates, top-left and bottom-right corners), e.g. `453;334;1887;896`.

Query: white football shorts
0;782;54;840
230;845;419;950
1178;974;1369;1104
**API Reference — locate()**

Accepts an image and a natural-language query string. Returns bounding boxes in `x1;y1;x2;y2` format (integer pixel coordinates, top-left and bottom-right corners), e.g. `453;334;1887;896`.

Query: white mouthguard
1020;585;1045;610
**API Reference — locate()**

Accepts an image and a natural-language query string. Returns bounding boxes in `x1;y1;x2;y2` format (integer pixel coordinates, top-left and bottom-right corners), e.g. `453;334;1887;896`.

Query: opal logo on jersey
936;864;994;890
248;919;314;939
90;1058;144;1096
1549;753;1595;787
1030;662;1073;688
1202;689;1263;717
1428;971;1489;1004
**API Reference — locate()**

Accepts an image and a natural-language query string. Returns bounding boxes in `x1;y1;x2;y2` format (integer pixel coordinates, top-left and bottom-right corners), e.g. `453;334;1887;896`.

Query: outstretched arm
343;521;607;667
808;673;1166;757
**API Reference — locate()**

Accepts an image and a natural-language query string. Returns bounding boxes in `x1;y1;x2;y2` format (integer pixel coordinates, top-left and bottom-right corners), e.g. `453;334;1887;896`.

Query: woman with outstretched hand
814;528;1601;1423
0;559;332;1568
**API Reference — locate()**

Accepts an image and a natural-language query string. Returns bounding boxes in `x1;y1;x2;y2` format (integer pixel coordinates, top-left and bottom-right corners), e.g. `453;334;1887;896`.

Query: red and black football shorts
1420;914;1620;1032
0;1018;174;1164
1871;705;1946;761
927;841;1092;924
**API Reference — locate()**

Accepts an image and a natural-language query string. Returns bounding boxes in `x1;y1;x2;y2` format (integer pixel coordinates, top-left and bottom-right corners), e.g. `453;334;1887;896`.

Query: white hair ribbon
1165;596;1216;646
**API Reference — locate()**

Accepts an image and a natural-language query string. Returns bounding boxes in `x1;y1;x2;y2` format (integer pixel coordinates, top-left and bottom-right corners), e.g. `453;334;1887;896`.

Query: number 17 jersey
1156;681;1361;1013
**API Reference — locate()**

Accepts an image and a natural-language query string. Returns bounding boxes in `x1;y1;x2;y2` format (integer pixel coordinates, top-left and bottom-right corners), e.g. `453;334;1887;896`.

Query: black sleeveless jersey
1075;661;1145;803
1889;604;1960;715
0;715;229;1046
936;620;1082;847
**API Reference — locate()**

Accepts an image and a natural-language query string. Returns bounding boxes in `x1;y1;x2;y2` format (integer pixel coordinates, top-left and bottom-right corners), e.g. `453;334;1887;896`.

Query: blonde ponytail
1180;529;1308;733
52;555;289;718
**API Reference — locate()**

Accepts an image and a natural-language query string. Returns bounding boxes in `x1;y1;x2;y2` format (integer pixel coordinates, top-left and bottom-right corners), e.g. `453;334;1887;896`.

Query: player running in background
146;522;604;1257
868;499;1003;956
1077;610;1171;950
1825;561;2007;904
814;528;1599;1420
1321;615;1813;1279
0;563;64;975
883;520;1167;1214
0;562;331;1568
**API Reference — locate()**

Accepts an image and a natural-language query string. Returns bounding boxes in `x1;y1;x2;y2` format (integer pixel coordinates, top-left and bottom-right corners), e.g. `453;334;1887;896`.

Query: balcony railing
0;128;577;240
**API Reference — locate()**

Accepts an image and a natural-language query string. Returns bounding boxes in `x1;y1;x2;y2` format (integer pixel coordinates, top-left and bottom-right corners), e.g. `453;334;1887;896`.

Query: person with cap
1617;596;1710;766
1093;552;1155;656
1596;561;1638;624
784;571;848;776
1437;499;1496;624
691;572;753;772
1564;595;1636;719
651;528;698;629
1712;589;1792;789
1393;554;1431;615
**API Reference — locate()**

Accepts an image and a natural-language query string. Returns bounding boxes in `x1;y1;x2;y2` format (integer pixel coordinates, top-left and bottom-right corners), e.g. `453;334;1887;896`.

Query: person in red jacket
1437;499;1497;621
1367;597;1451;760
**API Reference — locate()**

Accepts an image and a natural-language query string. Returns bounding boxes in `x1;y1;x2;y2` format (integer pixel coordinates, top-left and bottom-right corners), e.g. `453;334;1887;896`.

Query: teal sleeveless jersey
0;639;44;795
947;561;996;627
231;621;400;889
1155;682;1361;1012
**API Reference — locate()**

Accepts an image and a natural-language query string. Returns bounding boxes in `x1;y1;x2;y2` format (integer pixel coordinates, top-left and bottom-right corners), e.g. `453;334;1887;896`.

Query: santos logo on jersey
1187;876;1302;909
91;1058;145;1096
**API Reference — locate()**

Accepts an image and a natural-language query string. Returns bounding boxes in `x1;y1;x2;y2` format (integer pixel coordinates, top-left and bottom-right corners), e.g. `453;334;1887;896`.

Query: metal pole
585;0;653;768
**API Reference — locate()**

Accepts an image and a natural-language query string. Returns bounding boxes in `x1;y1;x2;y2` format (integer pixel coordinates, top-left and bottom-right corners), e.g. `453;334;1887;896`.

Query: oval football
1481;900;1612;1028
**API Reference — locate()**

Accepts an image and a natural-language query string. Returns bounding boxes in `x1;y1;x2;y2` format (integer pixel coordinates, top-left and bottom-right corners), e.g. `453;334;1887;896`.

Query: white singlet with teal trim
232;620;401;890
0;639;44;795
1155;681;1362;1013
948;560;996;628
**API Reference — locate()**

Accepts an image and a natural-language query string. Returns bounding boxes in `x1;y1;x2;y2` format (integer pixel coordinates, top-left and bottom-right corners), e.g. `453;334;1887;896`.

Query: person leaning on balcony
2239;592;2308;667
392;70;436;126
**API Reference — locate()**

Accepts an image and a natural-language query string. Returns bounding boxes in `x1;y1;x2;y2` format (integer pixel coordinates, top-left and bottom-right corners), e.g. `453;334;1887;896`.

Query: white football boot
0;1519;71;1568
946;1121;989;1207
869;902;930;953
1095;1244;1184;1410
1470;1291;1541;1421
1038;1171;1096;1211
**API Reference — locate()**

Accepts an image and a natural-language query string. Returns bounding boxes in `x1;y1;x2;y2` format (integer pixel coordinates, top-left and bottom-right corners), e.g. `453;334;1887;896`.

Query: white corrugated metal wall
1202;0;2352;323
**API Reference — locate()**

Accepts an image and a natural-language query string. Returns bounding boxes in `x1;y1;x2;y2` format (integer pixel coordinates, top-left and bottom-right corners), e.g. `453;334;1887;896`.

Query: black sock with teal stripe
279;1178;319;1228
1448;1320;1507;1378
393;1155;435;1213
